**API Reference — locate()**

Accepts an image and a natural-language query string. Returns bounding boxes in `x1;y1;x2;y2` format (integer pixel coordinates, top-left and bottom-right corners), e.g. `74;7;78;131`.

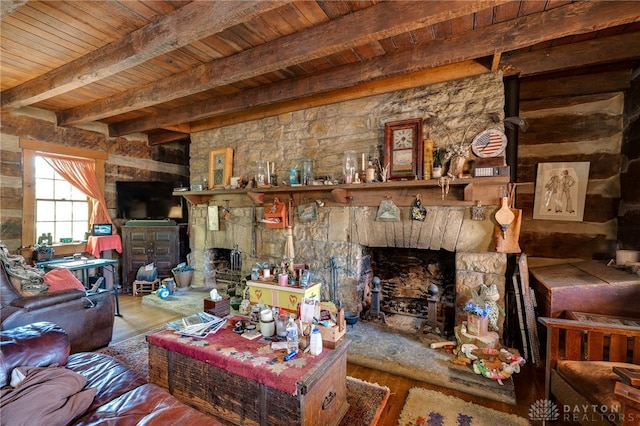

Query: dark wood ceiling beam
502;32;640;77
57;0;509;126
0;1;288;109
147;131;189;145
189;61;491;133
109;1;640;137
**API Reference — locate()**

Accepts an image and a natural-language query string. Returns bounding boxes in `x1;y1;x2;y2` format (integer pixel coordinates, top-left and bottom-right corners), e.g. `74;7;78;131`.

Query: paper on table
300;298;319;323
208;206;219;231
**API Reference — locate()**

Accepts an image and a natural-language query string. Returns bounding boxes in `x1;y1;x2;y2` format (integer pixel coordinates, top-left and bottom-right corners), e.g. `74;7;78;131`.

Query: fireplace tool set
326;256;341;308
217;244;244;297
366;277;386;323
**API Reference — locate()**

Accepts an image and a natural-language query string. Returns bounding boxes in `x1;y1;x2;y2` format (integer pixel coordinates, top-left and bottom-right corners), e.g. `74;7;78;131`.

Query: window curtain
41;154;113;231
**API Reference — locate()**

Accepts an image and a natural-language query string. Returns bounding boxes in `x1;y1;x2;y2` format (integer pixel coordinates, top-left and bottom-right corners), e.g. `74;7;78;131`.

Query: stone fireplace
188;203;507;336
363;247;456;335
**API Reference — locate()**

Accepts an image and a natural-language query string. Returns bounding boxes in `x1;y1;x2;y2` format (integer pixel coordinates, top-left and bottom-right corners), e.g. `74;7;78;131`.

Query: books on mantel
167;311;227;338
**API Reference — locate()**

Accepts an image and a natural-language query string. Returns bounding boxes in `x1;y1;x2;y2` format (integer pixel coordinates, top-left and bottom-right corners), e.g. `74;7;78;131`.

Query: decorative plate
471;129;508;158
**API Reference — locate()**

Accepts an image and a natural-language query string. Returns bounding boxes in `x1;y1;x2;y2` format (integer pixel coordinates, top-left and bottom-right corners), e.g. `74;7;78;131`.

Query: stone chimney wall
187;71;507;319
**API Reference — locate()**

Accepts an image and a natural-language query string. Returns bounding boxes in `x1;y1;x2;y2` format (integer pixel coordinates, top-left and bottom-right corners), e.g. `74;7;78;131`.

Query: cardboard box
317;308;346;349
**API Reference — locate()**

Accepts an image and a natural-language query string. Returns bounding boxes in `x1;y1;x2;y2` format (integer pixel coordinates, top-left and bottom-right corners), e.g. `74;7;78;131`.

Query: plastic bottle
286;316;299;354
309;327;323;356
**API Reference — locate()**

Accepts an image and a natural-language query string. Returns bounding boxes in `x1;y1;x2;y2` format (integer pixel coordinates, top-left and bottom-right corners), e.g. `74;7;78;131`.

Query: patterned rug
97;329;390;426
398;388;531;426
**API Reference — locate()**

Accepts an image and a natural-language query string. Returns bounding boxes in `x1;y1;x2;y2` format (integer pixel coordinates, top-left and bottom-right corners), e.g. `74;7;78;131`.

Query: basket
173;270;193;288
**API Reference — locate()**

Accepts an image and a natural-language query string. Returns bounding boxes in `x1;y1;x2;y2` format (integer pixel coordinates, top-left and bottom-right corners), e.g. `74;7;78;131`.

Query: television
116;181;186;221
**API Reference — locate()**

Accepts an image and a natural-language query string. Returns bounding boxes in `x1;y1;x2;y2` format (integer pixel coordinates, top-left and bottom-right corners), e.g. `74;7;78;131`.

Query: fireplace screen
368;247;455;332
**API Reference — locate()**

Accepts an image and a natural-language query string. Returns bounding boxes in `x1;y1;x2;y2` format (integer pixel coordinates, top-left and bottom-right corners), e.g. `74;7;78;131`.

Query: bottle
286;316;299;354
310;327;323;356
432;149;443;179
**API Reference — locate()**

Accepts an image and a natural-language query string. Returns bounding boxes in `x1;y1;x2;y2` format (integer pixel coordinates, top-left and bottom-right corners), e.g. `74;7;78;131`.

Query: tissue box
203;297;230;317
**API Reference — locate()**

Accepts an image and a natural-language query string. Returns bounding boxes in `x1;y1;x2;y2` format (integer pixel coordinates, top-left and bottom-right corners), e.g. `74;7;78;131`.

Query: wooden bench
540;314;640;425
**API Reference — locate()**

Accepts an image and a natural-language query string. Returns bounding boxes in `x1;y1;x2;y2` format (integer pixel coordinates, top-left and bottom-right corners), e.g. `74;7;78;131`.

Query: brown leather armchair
0;261;115;353
540;315;640;426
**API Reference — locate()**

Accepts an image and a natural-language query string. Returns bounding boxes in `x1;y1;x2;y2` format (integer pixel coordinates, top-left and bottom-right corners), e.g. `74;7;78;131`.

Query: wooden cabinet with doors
121;225;180;293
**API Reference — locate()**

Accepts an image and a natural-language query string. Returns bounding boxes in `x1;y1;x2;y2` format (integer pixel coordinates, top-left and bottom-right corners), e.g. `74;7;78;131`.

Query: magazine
167;311;227;337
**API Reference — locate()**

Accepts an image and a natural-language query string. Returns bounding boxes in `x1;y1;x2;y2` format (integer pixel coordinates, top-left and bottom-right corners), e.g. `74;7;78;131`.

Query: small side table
86;235;123;292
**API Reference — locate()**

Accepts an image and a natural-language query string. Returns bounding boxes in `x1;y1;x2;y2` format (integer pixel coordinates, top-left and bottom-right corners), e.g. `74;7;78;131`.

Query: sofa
0;259;115;353
540;315;640;426
0;322;220;425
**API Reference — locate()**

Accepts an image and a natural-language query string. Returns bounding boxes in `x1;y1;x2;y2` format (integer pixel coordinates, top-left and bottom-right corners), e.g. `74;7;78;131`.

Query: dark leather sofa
0;322;219;425
0;261;114;353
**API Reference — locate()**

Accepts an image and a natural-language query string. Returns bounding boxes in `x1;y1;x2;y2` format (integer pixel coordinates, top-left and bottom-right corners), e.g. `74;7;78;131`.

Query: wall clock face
384;118;423;180
393;128;414;149
471;129;508;158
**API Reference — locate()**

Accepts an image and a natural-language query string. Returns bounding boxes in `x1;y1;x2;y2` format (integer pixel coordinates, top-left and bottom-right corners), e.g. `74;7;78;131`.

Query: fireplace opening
205;247;243;296
364;247;456;336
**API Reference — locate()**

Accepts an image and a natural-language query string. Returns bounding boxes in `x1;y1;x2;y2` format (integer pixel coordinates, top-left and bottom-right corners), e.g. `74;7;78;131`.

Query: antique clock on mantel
384;118;423;180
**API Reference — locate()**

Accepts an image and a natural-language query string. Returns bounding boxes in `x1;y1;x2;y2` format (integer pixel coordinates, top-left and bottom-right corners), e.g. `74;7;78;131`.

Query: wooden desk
44;258;121;316
148;323;348;426
530;261;640;318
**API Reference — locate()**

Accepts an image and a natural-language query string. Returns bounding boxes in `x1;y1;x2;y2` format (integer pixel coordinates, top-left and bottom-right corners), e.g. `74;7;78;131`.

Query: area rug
140;287;211;316
97;330;390;426
346;321;517;405
398;388;531;426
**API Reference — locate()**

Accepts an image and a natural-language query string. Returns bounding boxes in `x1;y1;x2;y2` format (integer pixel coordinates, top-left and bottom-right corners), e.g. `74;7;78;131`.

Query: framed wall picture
533;162;590;221
384;118;423;180
208;147;233;188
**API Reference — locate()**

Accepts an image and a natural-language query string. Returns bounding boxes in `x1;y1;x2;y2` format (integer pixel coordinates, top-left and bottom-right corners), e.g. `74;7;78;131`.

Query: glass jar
343;150;357;184
301;158;314;185
289;168;298;185
256;160;266;186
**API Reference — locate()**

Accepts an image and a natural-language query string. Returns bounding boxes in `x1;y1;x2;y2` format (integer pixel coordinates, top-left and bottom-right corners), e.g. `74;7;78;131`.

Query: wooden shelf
174;176;510;207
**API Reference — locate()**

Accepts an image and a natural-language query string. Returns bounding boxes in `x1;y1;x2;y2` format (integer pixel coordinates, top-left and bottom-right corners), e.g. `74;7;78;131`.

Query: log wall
516;70;635;259
619;73;640;250
0;110;189;252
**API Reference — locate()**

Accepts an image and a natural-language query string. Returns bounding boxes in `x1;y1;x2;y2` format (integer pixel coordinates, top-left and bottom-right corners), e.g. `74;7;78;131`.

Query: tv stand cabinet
122;224;181;293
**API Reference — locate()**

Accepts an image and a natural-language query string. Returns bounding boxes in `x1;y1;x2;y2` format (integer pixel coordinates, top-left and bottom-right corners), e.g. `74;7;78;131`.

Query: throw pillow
43;269;86;292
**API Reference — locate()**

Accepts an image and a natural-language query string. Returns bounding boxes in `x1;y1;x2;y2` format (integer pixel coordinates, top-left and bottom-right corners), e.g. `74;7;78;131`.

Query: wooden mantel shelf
174;176;510;208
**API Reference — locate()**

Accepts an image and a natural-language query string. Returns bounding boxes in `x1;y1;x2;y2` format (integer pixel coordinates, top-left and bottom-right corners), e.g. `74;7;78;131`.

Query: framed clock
208;147;233;188
384;118;423;180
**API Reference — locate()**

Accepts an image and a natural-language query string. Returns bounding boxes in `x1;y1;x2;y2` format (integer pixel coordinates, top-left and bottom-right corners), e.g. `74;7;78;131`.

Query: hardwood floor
113;294;545;425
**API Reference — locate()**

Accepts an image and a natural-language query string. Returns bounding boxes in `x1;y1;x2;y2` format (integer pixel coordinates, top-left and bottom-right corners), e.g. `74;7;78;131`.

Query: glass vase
343;150;357;184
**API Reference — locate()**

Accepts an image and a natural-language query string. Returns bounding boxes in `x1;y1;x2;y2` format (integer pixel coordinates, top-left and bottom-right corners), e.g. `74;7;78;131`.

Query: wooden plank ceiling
1;0;639;145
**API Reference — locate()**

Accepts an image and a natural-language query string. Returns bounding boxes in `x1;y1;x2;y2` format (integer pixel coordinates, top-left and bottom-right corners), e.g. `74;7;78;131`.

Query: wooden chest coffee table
148;319;349;426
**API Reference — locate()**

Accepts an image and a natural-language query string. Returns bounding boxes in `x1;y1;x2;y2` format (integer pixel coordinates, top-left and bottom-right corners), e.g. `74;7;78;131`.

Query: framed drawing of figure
533;162;590;221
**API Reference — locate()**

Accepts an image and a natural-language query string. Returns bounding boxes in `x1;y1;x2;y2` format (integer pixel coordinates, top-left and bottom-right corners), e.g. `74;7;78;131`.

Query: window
20;139;108;249
34;155;90;242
